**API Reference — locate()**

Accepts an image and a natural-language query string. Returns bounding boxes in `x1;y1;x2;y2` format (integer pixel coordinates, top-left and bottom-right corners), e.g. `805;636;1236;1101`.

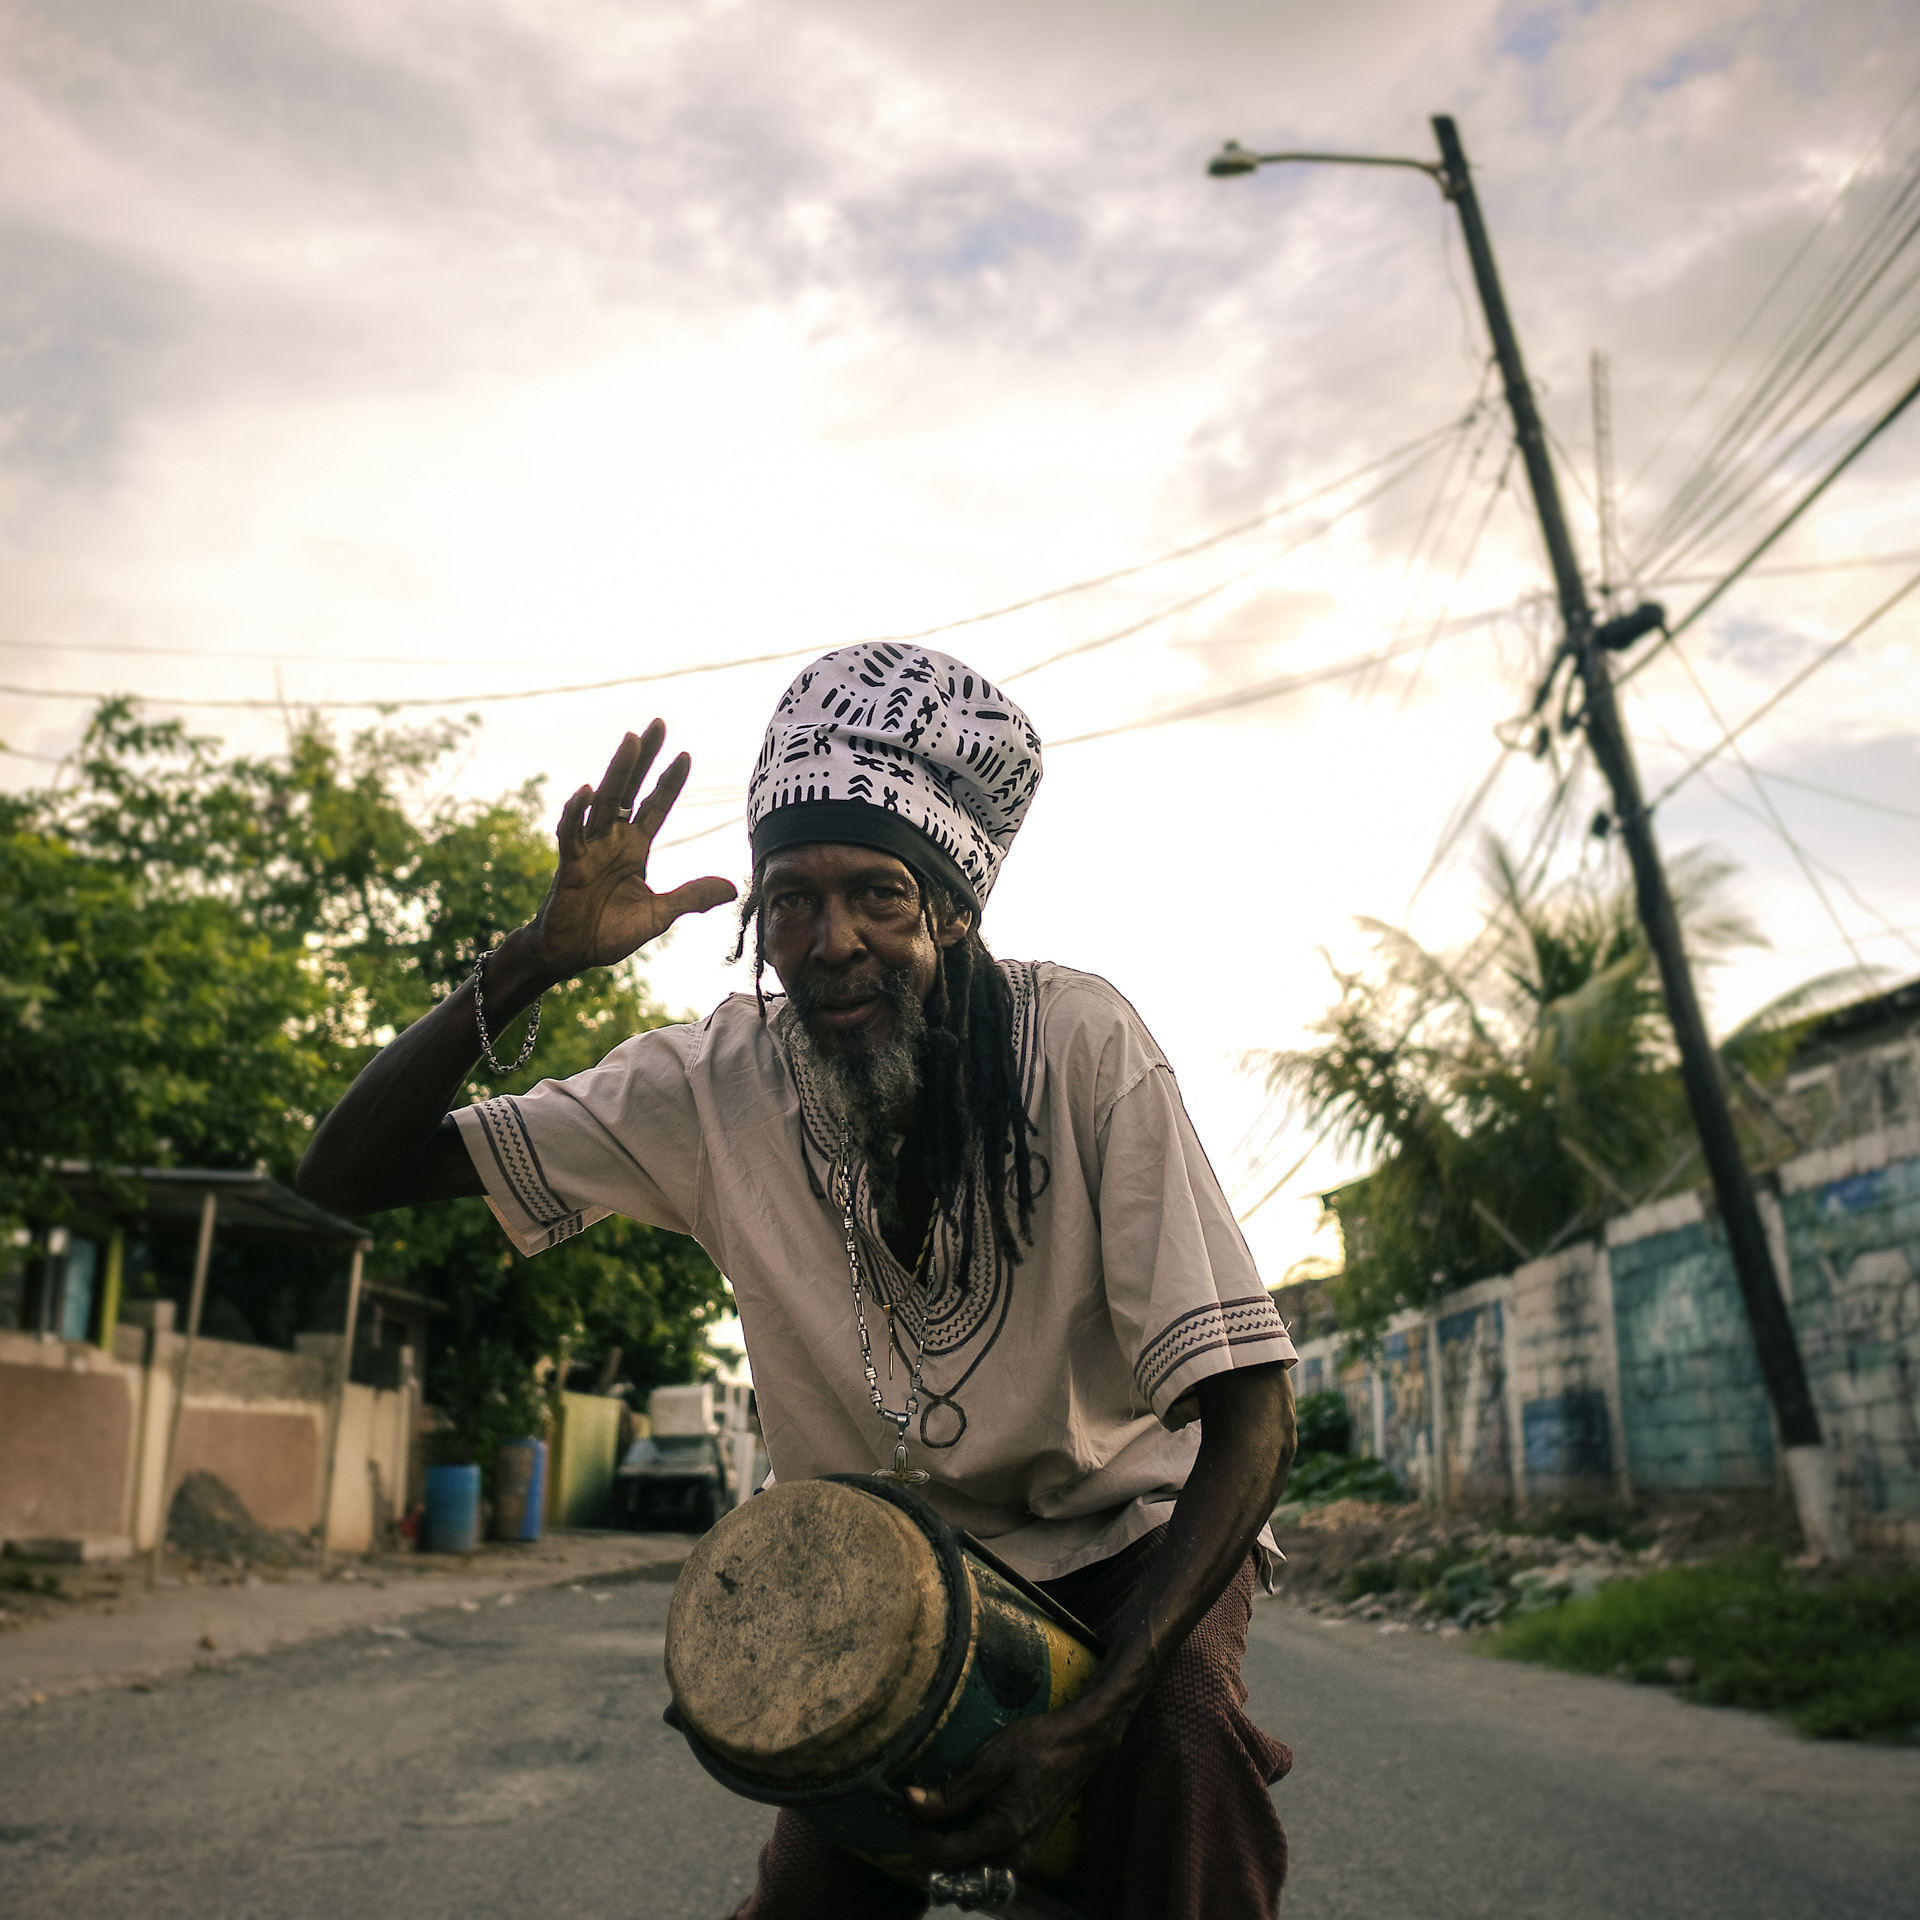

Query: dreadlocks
731;861;1037;1268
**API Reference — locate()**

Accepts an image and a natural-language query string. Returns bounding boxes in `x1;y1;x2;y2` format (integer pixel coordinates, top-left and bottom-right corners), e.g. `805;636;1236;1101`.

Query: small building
0;1167;420;1560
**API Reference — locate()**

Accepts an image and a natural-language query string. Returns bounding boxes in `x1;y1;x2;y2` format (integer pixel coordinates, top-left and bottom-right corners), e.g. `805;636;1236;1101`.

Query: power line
1010;424;1470;680
1045;621;1492;749
0;412;1483;716
1749;765;1920;822
0;650;823;713
1624;69;1920;504
1645;562;1920;807
1656;647;1873;973
1621;365;1920;683
1641;549;1920;586
1635;98;1920;573
1682;755;1920;966
1393;442;1515;716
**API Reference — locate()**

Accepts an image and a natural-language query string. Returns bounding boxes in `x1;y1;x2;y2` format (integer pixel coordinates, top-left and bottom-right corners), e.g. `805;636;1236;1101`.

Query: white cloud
3;0;1918;1279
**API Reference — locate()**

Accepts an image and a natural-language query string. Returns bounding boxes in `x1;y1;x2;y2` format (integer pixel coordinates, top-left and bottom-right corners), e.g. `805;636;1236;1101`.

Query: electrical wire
1748;766;1920;822
1649;298;1920;581
1043;621;1493;749
1394;445;1516;717
1657;647;1873;973
1621;366;1920;683
1641;549;1920;586
1624;68;1920;503
0;412;1482;716
1644;563;1920;805
1010;422;1473;680
1636;107;1920;574
1652;743;1920;967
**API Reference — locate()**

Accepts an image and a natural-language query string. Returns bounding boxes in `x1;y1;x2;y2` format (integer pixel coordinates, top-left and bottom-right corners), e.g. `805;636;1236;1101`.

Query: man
300;645;1298;1919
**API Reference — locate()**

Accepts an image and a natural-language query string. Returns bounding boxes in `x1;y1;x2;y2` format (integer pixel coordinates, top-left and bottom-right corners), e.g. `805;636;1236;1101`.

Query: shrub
1285;1451;1402;1509
1295;1388;1354;1458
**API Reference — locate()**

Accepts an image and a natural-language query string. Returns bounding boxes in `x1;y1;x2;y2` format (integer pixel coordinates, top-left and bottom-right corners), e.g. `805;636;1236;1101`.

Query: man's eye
768;892;805;913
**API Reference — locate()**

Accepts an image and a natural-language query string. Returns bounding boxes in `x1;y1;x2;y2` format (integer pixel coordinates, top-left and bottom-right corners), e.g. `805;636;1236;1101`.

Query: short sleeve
1097;1062;1297;1429
451;1023;706;1256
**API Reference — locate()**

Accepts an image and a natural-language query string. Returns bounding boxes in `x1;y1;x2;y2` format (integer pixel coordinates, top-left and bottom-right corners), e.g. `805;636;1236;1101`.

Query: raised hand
534;721;738;980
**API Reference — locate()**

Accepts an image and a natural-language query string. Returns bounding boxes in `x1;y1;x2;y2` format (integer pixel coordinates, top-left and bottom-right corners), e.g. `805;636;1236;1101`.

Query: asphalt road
2;1571;1916;1919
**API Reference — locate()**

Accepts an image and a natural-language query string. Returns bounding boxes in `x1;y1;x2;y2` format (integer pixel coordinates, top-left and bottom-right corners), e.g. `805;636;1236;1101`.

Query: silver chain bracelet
471;948;542;1075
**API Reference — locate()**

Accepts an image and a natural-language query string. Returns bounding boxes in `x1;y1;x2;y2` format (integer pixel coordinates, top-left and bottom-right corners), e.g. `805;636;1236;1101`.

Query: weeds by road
1492;1552;1920;1741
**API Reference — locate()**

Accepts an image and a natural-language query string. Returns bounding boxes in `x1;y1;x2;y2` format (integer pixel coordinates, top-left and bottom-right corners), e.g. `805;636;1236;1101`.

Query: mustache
787;968;919;1018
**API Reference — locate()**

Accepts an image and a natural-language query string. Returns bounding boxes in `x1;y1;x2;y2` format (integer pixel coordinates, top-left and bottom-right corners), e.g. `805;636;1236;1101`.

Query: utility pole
1209;118;1849;1556
1590;349;1621;616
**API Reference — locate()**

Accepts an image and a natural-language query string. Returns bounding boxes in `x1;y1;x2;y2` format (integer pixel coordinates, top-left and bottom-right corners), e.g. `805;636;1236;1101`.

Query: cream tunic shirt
452;960;1295;1581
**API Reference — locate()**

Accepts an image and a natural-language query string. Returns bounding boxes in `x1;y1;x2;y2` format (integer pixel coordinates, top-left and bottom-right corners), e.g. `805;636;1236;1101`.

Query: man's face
761;844;969;1057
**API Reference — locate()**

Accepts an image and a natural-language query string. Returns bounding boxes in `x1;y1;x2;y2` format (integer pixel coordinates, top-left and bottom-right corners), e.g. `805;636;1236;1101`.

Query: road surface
2;1572;1915;1917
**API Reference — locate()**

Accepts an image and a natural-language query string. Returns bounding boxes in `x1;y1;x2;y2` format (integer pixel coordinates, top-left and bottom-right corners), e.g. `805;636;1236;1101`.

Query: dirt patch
166;1472;309;1569
1272;1490;1807;1630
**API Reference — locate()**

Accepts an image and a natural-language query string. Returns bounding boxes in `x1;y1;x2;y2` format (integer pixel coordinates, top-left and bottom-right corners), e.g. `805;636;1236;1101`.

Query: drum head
666;1479;948;1784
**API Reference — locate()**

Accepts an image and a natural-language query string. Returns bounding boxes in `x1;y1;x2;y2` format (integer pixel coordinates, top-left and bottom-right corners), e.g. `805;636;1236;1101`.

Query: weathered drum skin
664;1474;1102;1885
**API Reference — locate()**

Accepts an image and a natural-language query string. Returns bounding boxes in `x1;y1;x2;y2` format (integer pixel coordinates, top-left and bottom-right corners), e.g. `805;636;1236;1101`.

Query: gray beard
783;971;927;1230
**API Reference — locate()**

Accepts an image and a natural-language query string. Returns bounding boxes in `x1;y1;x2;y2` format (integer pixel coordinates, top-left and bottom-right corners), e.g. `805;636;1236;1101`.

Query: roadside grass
1489;1551;1920;1740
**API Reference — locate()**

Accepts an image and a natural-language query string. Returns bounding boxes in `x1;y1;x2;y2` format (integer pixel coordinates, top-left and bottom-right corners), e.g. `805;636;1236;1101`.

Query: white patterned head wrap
746;645;1043;909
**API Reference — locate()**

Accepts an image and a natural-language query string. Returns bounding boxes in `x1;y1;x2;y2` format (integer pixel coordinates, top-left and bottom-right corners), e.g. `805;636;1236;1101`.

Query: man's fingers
589;723;663;836
659;876;739;923
911;1809;1022;1872
556;784;593;860
904;1745;1003;1826
630;750;693;842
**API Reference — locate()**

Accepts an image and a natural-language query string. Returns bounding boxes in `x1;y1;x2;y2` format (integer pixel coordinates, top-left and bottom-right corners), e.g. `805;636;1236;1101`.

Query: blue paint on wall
1821;1169;1888;1216
1522;1389;1613;1478
1608;1220;1776;1491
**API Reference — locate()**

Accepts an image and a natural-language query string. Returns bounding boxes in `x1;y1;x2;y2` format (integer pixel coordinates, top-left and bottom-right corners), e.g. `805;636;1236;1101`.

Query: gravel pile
166;1473;307;1568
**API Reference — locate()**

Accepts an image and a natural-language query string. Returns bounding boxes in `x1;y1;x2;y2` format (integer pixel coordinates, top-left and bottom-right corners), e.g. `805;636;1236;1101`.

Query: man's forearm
1071;1364;1295;1743
297;922;556;1214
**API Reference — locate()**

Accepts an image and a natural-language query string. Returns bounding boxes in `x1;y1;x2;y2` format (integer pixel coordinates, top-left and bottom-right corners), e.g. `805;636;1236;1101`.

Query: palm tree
1254;837;1858;1342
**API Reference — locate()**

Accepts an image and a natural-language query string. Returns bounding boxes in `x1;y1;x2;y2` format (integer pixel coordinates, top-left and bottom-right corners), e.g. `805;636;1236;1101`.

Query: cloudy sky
4;0;1918;1287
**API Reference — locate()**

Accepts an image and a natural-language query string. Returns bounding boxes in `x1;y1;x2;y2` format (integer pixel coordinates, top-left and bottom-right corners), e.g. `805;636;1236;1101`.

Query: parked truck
610;1385;735;1533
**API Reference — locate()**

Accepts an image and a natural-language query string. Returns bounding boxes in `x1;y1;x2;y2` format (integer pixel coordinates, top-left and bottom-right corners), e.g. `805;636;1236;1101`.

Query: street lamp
1208;118;1848;1558
1207;138;1443;185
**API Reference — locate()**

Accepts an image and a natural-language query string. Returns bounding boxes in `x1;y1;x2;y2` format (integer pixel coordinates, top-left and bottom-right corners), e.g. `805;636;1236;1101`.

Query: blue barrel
423;1463;482;1554
493;1439;547;1541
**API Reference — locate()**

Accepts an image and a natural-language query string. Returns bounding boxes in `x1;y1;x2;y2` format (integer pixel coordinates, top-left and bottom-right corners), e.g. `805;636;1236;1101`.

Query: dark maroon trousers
731;1527;1291;1920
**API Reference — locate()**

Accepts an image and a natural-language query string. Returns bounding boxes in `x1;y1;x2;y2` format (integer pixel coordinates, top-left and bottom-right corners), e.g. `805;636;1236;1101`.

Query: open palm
535;722;737;977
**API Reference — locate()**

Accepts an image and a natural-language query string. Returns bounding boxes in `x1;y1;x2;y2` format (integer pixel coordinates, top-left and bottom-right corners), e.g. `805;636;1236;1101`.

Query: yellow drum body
665;1475;1102;1885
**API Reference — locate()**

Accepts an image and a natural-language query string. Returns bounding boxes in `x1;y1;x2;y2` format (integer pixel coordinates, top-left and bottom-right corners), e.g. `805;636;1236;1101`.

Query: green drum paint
796;1551;1100;1879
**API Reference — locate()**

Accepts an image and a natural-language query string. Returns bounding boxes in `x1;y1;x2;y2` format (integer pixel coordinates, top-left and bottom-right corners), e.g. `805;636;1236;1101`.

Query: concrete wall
1779;1122;1920;1554
0;1326;415;1557
0;1335;138;1542
1289;1125;1920;1549
1433;1280;1514;1503
1606;1195;1778;1496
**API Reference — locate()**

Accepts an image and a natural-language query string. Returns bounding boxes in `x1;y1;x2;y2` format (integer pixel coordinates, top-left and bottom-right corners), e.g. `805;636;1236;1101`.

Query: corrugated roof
52;1165;373;1251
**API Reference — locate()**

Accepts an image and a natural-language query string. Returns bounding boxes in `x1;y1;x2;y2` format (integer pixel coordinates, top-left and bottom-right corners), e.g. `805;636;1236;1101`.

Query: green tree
0;802;325;1221
1253;837;1847;1344
9;701;732;1444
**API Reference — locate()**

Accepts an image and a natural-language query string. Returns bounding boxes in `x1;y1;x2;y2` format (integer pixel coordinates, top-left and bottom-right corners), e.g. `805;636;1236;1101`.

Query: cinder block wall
1607;1197;1777;1495
1779;1129;1920;1553
1281;1129;1920;1543
1506;1245;1624;1503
